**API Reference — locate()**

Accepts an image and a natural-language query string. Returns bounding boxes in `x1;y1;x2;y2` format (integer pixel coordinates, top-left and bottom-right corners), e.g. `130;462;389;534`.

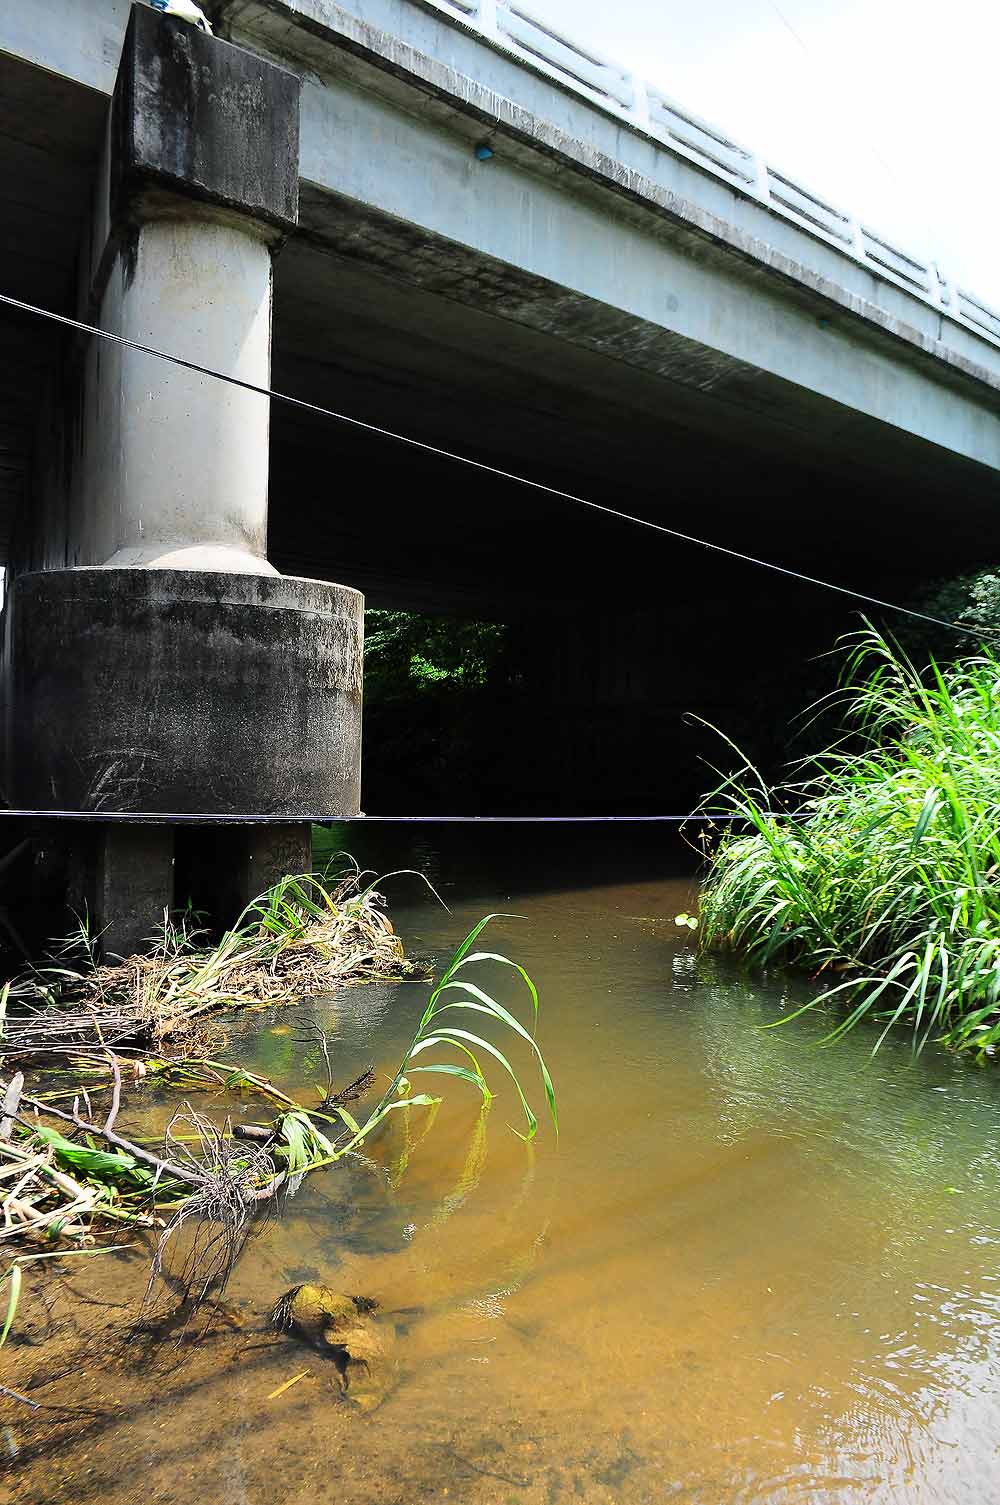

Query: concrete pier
1;8;363;955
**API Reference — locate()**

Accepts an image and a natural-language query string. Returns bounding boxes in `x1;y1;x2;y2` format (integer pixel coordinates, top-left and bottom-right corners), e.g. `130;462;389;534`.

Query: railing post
478;0;499;39
630;74;650;130
849;217;866;264
929;264;950;310
749;154;769;205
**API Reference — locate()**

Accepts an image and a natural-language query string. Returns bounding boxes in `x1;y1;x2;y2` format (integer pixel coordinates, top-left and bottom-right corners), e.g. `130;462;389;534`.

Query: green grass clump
698;629;1000;1058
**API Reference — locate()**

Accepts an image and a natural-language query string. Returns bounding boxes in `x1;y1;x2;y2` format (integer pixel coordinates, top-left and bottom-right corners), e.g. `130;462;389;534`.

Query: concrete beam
5;0;1000;477
218;2;1000;480
111;3;299;236
218;0;1000;386
277;35;1000;476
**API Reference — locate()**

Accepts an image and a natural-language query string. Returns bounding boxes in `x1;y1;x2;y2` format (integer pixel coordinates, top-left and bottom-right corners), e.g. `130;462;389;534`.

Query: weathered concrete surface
0;15;358;837
174;821;313;924
278;41;1000;478
92;824;175;956
112;3;299;234
4;0;1000;484
228;823;314;903
69;7;302;573
7;568;363;815
88;215;278;572
0;11;364;956
3;1;1000;840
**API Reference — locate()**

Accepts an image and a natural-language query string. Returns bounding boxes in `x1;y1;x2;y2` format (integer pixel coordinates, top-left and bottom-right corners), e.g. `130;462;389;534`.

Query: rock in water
272;1285;356;1343
271;1285;397;1410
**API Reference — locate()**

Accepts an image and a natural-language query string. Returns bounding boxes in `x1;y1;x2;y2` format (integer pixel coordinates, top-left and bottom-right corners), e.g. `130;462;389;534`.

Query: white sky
529;0;1000;309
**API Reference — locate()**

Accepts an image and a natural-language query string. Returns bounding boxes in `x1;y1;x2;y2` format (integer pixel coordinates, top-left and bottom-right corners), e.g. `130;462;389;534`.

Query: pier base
14;820;318;964
93;826;176;959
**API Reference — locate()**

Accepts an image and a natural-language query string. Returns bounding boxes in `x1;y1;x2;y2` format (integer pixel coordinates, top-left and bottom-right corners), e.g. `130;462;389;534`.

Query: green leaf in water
32;1126;154;1188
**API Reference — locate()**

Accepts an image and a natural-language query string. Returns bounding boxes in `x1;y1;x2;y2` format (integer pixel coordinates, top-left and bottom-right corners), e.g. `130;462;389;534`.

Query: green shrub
907;566;1000;661
698;630;1000;1058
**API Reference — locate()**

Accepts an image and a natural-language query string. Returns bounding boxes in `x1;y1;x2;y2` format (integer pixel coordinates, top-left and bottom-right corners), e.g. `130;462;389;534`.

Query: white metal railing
419;0;1000;352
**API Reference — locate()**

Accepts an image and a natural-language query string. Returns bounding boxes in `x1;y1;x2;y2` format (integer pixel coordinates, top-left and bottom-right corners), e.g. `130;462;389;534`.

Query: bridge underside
268;233;998;610
259;226;997;810
2;45;998;815
262;236;996;812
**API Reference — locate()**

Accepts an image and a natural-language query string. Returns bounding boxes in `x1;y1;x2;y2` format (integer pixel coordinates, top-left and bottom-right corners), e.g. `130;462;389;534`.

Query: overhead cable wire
0;288;989;642
0;810;765;822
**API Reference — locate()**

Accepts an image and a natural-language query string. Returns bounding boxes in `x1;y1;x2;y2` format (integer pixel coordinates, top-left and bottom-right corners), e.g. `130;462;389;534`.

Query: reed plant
698;629;1000;1058
2;866;430;1056
0;912;556;1346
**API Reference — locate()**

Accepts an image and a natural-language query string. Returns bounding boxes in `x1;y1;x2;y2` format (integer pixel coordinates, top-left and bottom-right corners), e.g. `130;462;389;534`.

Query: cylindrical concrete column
100;216;275;572
8;569;363;816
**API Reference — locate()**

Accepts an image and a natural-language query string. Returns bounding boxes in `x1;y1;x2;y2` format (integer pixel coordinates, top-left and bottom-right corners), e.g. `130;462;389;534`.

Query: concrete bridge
1;0;999;946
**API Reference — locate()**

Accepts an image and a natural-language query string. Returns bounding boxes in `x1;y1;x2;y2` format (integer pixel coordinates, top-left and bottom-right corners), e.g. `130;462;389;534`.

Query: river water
5;828;1000;1504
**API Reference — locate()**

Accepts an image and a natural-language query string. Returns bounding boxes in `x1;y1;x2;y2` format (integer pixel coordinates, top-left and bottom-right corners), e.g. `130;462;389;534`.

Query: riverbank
698;629;1000;1058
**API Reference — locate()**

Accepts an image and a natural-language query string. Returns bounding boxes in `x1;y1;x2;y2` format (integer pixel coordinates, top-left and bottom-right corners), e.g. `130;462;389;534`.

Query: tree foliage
908;567;1000;660
364;610;508;702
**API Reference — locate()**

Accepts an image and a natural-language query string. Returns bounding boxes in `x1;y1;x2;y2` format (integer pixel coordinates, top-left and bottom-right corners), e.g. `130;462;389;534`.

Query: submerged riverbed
5;828;1000;1504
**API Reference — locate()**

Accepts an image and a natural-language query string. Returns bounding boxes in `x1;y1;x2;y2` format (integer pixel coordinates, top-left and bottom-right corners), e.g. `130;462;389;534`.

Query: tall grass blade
0;1263;22;1350
698;626;1000;1057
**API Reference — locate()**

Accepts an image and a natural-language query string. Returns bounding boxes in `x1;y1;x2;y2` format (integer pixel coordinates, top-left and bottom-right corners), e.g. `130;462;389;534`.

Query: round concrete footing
6;568;362;815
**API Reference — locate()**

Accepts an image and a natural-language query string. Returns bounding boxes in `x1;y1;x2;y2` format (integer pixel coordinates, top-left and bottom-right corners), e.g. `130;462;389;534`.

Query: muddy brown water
4;828;1000;1504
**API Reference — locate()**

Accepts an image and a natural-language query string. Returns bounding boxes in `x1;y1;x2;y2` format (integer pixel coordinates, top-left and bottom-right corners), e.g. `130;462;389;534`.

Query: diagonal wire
0;288;991;641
